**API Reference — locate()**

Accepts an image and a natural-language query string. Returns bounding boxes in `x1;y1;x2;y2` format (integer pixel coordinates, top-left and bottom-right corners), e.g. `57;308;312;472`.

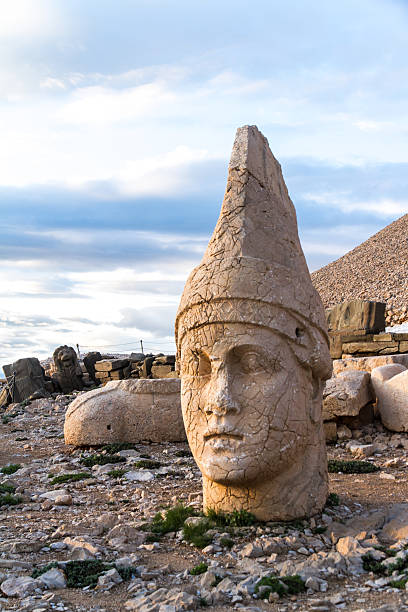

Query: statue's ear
310;377;323;424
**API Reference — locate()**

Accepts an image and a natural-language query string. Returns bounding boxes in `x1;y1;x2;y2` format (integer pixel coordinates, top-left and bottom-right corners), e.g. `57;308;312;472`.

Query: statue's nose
204;372;239;416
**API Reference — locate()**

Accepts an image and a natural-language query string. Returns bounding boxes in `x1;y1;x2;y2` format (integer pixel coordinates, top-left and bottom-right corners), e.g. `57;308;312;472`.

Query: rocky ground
2;396;408;611
311;213;408;326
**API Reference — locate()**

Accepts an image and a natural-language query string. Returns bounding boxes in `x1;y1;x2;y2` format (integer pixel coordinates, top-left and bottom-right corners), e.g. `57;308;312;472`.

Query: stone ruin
1;357;52;405
64;378;185;446
175;125;332;521
52;345;84;394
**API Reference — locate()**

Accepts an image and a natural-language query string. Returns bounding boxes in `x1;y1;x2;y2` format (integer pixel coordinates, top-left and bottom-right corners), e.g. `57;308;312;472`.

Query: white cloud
303;192;408;216
58;81;177;125
0;0;60;40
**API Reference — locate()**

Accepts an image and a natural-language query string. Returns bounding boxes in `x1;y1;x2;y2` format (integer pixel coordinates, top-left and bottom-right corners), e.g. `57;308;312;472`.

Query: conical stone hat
176;125;331;375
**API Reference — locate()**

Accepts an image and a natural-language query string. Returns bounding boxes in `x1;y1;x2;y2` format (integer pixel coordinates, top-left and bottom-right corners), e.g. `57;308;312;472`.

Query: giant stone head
175;126;332;521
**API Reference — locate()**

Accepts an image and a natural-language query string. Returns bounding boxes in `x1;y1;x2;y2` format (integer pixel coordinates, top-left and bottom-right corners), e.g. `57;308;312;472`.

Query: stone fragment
380;504;408;544
64;378;186;445
342;341;398;355
371;367;408;432
0;575;38;597
38;568;66;589
52;346;84;393
175;125;332;521
124;471;154;482
39;489;69;501
323;370;373;420
323;421;337;442
337;424;352;440
83;351;102;383
326;300;386;333
151;364;173;378
2;357;50;404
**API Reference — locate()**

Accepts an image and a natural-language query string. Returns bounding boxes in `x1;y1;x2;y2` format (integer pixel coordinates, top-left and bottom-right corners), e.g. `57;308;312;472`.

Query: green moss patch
328;459;379;474
255;575;305;599
0;483;15;494
134;459;161;469
0;493;23;506
49;472;93;485
32;560;138;588
189;562;208;575
107;468;128;479
206;508;256;527
80;454;126;467
1;463;21;475
100;443;138;454
326;492;340;507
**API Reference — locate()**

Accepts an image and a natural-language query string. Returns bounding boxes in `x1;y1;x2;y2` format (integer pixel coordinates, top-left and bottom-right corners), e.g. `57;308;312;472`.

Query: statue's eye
240;351;265;374
197;352;211;377
237;350;282;375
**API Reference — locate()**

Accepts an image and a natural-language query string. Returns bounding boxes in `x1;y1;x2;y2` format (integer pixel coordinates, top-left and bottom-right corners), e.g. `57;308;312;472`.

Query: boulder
2;357;50;403
64;378;186;445
371;366;408;432
323;370;373;420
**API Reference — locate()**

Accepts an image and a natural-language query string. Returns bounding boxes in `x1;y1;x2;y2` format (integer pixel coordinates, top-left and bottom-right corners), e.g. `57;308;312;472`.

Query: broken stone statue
52;345;84;394
2;357;50;404
175;125;332;521
64;378;186;445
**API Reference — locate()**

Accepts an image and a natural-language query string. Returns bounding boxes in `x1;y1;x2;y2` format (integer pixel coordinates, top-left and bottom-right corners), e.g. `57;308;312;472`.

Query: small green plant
31;560;138;588
389;577;408;589
361;553;387;575
175;449;192;457
220;537;234;549
312;526;327;534
189;562;208;575
255;575;305;599
0;493;23;506
134;459;161;469
206;508;256;527
148;503;198;536
80;454;126;467
1;416;11;424
326;492;340;507
328;459;379;474
49;472;93;485
100;443;137;454
1;463;21;475
183;521;212;549
0;483;15;494
108;468;128;479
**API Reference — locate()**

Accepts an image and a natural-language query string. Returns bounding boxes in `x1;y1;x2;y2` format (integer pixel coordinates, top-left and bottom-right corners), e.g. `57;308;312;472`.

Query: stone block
342;341;399;355
399;341;408;353
95;359;129;372
64;378;186;445
109;370;124;380
151;364;173;378
323;371;373;419
326;300;386;334
95;371;110;380
3;357;49;403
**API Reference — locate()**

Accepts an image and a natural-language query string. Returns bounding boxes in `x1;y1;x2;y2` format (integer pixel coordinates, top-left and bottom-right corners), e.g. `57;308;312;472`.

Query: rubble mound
312;214;408;326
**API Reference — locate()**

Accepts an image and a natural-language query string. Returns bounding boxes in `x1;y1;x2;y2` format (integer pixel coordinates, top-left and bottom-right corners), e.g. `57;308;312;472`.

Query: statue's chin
201;458;266;487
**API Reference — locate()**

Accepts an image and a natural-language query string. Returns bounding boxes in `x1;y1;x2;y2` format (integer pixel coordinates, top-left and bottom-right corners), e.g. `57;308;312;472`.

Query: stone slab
95;359;129;372
326;300;386;334
333;354;408;375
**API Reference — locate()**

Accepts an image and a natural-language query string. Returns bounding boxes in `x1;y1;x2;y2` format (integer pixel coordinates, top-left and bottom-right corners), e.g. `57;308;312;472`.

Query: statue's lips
204;430;243;442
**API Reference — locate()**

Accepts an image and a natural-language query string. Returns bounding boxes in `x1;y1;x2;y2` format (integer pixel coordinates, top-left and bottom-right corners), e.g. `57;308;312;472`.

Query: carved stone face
180;322;315;486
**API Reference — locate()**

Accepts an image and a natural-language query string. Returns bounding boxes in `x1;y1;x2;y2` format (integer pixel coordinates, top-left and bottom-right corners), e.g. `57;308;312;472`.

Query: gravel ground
2;393;408;611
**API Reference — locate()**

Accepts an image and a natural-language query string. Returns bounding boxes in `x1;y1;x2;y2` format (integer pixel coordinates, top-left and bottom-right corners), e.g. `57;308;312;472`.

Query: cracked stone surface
64;379;185;445
175;125;332;521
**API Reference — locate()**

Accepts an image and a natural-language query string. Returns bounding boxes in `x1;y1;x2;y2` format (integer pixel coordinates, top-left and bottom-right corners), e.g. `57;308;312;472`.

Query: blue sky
1;0;408;366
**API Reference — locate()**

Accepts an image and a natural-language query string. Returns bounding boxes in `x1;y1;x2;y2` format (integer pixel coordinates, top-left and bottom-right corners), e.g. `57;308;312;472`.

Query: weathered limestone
327;300;386;334
52;346;84;394
371;365;408;432
175;125;332;521
64;378;185;445
2;357;50;404
333;354;408;376
323;370;373;420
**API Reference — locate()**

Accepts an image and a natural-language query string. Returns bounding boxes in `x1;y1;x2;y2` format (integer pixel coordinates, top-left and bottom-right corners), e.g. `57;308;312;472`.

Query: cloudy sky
1;0;407;367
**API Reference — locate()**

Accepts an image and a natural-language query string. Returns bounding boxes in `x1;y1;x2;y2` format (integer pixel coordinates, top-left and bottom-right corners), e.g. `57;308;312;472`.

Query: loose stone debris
3;375;408;611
